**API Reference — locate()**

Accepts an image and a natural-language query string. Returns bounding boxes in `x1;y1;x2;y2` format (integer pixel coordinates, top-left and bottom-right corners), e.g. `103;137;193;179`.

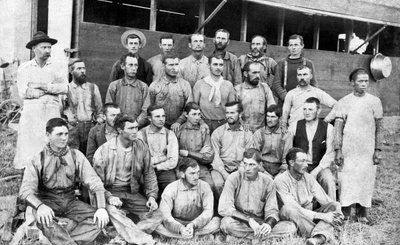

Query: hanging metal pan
370;53;392;80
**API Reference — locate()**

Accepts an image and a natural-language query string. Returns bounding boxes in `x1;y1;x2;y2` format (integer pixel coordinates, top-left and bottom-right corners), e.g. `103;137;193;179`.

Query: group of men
14;28;383;245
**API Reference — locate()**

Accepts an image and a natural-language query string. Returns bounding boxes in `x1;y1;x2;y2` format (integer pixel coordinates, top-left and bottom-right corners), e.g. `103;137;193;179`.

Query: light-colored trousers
155;217;221;239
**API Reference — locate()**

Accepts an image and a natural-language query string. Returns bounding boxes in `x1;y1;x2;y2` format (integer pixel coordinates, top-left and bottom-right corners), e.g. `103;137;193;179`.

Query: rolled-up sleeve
156;131;179;171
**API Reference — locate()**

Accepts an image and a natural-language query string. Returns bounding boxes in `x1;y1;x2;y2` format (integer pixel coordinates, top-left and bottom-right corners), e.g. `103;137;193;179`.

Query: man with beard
193;55;236;133
180;33;210;88
235;61;275;132
210;101;253;196
239;35;277;87
147;34;175;81
212;29;242;86
281;66;336;131
106;53;150;127
64;59;104;154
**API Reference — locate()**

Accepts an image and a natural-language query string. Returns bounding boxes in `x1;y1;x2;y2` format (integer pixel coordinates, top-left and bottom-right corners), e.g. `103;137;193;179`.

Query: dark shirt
109;54;153;86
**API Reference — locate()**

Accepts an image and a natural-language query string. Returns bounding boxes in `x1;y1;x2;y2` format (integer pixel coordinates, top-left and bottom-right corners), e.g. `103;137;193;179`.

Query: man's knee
280;204;299;221
272;221;297;237
220;217;235;234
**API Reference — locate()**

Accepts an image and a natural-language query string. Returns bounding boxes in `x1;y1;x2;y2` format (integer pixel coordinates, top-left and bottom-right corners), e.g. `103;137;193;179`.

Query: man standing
212;29;242;86
64;59;104;154
235;61;275;132
138;105;179;196
281;66;336;130
14;31;68;169
239;35;277;86
286;97;336;200
275;148;343;245
179;33;210;88
19;118;109;244
149;54;192;131
147;34;175;81
219;149;296;242
211;101;253;195
193;54;236;133
106;53;150;127
272;34;317;104
156;158;220;239
334;68;383;223
109;29;153;86
86;103;121;164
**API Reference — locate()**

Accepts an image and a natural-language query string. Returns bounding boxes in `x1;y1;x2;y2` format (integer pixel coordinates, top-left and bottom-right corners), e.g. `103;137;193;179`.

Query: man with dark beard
64;58;104;154
212;29;242;86
234;62;276;132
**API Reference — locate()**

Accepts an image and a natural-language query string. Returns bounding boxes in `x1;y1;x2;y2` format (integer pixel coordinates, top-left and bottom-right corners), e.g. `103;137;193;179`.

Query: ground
0;125;399;245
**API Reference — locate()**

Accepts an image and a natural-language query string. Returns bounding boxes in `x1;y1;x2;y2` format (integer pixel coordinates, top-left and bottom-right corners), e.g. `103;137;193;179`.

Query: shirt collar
189;54;207;63
246;53;267;61
178;179;199;191
147;126;166;135
121;78;138;87
295;85;313;92
243;82;260;89
264;125;280;134
182;122;200;130
225;123;244;132
71;81;88;89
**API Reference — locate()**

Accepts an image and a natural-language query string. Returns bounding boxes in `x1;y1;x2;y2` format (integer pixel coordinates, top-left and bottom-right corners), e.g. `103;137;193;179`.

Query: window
156;0;199;34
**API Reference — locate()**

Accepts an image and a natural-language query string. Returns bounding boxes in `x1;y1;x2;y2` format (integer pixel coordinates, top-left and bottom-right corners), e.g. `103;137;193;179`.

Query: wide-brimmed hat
26;31;57;49
120;29;146;49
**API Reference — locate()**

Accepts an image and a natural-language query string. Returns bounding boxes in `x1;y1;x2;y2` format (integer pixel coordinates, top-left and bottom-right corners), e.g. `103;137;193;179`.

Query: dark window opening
246;3;279;45
284;10;314;49
37;0;49;33
318;16;345;52
156;0;199;34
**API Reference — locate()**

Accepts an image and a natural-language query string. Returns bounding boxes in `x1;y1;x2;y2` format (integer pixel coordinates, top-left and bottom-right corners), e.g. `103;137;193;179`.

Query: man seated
93;113;162;244
19;118;109;244
275;148;343;245
219;148;296;243
156;158;220;239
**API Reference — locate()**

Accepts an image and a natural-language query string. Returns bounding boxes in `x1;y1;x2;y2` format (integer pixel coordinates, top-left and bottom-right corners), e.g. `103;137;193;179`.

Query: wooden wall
78;22;400;116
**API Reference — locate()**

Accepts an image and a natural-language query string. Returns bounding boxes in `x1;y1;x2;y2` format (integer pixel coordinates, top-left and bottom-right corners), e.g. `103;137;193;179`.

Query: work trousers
316;168;337;201
155;170;177;198
68;121;94;154
155;217;221;239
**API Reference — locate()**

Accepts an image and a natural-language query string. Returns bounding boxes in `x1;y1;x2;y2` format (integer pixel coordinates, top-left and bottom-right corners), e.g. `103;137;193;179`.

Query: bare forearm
375;118;384;150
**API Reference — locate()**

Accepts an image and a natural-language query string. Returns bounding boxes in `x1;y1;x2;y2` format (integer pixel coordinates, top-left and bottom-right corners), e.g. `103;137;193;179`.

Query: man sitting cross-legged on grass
155;157;220;239
19;118;109;245
219;148;297;244
275;147;343;245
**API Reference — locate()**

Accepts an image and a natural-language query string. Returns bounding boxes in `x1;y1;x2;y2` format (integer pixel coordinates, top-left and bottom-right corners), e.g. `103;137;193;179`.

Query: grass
0;128;399;245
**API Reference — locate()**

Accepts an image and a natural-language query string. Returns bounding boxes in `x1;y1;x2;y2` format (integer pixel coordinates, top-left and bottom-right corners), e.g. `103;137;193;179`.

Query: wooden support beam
313;15;320;49
149;0;157;31
198;0;205;34
344;19;354;53
277;9;285;46
240;0;248;42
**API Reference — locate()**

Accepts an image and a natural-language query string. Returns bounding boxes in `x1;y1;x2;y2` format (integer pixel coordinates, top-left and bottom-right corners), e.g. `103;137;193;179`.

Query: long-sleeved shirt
149;75;193;126
147;53;164;81
218;170;279;227
281;85;337;127
275;170;332;220
253;126;291;164
238;54;277;87
235;82;276;131
64;81;103;122
193;77;236;121
19;145;105;209
109;54;153;86
211;123;253;174
93;137;158;200
213;50;242;86
179;55;210;88
138;126;179;171
105;78;150;126
160;179;214;233
176;122;214;164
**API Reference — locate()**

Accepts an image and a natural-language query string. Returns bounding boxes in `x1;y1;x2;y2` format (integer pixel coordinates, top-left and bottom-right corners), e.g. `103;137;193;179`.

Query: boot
305;234;326;245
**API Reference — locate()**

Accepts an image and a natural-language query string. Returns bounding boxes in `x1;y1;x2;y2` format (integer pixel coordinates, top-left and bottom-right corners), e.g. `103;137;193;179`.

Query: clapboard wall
78;22;400;116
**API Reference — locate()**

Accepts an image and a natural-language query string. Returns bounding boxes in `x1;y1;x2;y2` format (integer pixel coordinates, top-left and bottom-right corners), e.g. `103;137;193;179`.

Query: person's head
188;33;205;53
162;54;180;78
120;53;138;79
208;54;224;77
69;59;87;84
178;158;200;187
214;29;230;51
114;113;138;142
303;97;321;122
250;35;267;56
159;34;175;55
33;42;52;62
225;101;243;125
266;105;281;128
349;68;369;95
184;102;201;126
46;118;69;150
243;148;262;179
243;62;261;86
103;103;121;127
147;104;165;129
288;34;304;57
286;147;309;176
126;34;141;54
297;65;313;87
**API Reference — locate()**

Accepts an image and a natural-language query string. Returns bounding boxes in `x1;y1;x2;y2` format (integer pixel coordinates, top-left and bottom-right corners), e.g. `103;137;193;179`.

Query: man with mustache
212;29;242;86
147;34;175;81
64;59;104;154
281;66;336;131
239;35;277;87
235;61;276;132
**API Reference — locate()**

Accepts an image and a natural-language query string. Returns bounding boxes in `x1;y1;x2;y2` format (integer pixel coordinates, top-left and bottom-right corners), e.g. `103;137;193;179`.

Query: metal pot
370;53;392;80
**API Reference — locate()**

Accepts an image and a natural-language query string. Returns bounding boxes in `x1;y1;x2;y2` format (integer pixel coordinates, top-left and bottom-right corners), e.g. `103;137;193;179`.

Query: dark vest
293;119;328;172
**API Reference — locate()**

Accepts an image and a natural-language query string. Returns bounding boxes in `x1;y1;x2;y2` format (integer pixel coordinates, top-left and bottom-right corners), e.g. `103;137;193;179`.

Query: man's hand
36;204;54;227
171;123;181;133
335;149;344;166
315;212;342;226
96;117;105;124
108;196;123;207
93;208;109;229
185;223;194;238
258;223;272;238
179;225;192;239
146;197;158;212
373;149;382;165
179;150;189;157
248;218;261;238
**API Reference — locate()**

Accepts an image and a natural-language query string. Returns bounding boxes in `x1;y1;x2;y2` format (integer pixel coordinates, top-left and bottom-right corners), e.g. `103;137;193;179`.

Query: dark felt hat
26;31;58;49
